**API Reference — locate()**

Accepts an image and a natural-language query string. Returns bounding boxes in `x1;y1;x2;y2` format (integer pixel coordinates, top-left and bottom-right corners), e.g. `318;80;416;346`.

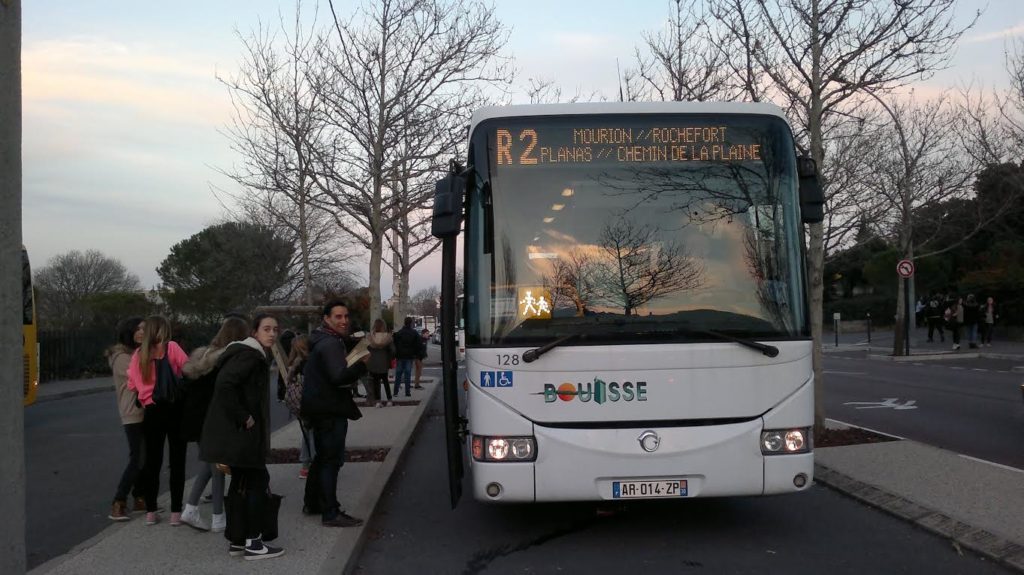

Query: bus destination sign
494;125;763;167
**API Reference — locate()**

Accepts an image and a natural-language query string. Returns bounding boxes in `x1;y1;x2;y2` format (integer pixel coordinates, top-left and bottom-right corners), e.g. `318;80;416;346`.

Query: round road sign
896;259;915;278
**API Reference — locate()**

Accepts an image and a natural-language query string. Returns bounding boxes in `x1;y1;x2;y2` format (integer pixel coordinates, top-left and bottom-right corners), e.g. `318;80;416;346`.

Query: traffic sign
896;259;915;278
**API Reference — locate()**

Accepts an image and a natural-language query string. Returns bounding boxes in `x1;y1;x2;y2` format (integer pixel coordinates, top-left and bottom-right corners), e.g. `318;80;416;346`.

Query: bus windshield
465;113;807;346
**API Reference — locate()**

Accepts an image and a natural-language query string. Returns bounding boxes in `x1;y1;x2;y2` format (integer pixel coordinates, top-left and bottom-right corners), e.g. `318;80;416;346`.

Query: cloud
23;37;232;126
963;23;1024;44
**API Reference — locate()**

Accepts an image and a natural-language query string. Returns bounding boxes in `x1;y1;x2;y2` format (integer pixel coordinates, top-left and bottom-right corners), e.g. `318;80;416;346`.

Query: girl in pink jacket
127;315;189;526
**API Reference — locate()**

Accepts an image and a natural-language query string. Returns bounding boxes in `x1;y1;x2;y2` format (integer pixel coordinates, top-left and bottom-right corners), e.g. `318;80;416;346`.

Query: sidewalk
30;378;440;575
816;421;1024;572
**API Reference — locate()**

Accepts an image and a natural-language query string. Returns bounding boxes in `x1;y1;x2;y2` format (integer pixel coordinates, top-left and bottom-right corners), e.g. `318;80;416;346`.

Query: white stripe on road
957;454;1024;474
824;371;866;375
971;368;988;372
825;418;907;441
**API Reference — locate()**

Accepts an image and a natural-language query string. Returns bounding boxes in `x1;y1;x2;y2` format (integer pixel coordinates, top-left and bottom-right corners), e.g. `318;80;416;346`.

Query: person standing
945;297;964;351
981;296;998;346
925;295;945;343
200;314;284;560
366;319;395;408
127;315;189;526
283;335;316;479
301;300;368;527
179;315;250;532
392;317;420;398
106;317;146;521
413;328;430;390
963;294;981;349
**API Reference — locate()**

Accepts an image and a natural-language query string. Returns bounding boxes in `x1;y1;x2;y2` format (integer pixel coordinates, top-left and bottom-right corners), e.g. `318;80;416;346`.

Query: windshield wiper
522;333;582;363
700;329;779;358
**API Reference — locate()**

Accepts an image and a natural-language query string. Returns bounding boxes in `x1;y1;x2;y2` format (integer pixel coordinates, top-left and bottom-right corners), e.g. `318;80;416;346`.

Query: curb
869;352;979;362
814;464;1024;573
35;385;113;404
325;379;441;575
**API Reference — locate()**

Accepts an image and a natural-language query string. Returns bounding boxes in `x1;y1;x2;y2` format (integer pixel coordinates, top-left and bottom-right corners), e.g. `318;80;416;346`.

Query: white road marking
823;370;866;375
957;454;1024;474
842;398;917;410
825;418;906;441
971;368;987;372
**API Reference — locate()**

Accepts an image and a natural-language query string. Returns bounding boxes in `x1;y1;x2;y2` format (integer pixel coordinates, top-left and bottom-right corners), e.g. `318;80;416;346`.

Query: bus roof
470;101;788;132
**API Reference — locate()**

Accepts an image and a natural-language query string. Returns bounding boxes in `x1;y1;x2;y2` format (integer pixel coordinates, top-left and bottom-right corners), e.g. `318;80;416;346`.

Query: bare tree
525;77;604;104
627;0;735;102
544;248;600;317
217;3;353;307
594;217;704;315
709;0;977;432
310;0;512;324
34;250;141;327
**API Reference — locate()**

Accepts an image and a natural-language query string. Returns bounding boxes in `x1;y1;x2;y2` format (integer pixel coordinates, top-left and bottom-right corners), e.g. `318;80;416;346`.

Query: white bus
431;102;823;505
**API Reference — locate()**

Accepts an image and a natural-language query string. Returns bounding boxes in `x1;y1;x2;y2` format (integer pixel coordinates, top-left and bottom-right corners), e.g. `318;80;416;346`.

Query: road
355;370;1013;574
23;378;294;570
823;352;1024;470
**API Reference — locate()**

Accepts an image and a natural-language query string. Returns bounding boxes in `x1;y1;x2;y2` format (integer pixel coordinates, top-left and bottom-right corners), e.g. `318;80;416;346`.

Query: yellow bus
22;246;38;406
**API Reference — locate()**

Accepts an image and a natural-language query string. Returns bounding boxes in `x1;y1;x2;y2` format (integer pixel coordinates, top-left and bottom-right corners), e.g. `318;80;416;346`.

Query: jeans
305;417;348;521
142;402;187;513
981;322;994;344
113;422;145;503
394;359;414;396
186;461;225;514
967;323;978;344
299;422;316;467
370;372;392;402
228;466;269;542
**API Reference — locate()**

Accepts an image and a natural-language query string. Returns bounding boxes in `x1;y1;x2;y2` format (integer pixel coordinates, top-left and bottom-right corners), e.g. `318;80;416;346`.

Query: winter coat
393;326;421;359
300;326;367;422
366;332;395;375
180;345;227;443
199;338;272;469
963;298;981;325
108;346;143;425
127;341;188;407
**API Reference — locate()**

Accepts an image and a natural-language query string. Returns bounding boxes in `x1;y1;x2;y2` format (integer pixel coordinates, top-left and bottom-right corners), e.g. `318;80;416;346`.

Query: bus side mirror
432;170;467;239
797;156;824;224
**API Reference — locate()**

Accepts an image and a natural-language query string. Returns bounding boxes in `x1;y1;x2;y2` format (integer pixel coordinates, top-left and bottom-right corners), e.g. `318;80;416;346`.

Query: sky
19;0;1023;299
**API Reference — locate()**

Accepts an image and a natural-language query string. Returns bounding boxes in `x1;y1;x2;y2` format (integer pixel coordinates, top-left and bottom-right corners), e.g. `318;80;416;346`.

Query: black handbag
224;474;282;543
152;354;185;404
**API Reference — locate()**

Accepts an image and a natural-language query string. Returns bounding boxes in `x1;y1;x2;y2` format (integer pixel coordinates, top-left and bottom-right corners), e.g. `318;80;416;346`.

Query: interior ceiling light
551;203;565;211
562;188;574;197
543;217;555;223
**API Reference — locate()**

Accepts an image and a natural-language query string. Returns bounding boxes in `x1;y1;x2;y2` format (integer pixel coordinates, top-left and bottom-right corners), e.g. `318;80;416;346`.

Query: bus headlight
472;435;537;462
761;428;811;455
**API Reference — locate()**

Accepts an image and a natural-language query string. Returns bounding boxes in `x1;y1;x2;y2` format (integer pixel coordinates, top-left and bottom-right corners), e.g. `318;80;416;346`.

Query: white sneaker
386;401;393;407
181;504;210;532
211;512;226;533
375;402;383;408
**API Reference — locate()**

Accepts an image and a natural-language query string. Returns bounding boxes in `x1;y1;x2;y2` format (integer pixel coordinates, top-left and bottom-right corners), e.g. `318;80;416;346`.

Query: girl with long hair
106;316;145;521
284;335;316;478
127;315;189;526
200;313;284;560
179;315;250;532
366;319;395;407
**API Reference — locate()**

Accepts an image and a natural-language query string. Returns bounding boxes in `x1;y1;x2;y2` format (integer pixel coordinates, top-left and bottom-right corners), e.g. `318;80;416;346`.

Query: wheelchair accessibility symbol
480;371;514;388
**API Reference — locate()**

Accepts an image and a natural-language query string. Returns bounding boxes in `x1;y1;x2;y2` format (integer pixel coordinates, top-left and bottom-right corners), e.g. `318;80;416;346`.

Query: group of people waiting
921;293;999;350
105;300;430;561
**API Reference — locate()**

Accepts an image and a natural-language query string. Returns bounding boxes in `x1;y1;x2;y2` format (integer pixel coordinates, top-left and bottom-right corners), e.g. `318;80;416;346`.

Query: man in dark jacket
301;300;368;527
392;316;420;397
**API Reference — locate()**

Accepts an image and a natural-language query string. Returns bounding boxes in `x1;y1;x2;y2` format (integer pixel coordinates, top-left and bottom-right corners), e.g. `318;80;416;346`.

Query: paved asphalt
823;353;1024;470
355;370;1014;574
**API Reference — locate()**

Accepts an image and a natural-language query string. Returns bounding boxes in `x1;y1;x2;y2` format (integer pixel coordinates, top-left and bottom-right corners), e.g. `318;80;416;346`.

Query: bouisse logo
540;377;647;404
